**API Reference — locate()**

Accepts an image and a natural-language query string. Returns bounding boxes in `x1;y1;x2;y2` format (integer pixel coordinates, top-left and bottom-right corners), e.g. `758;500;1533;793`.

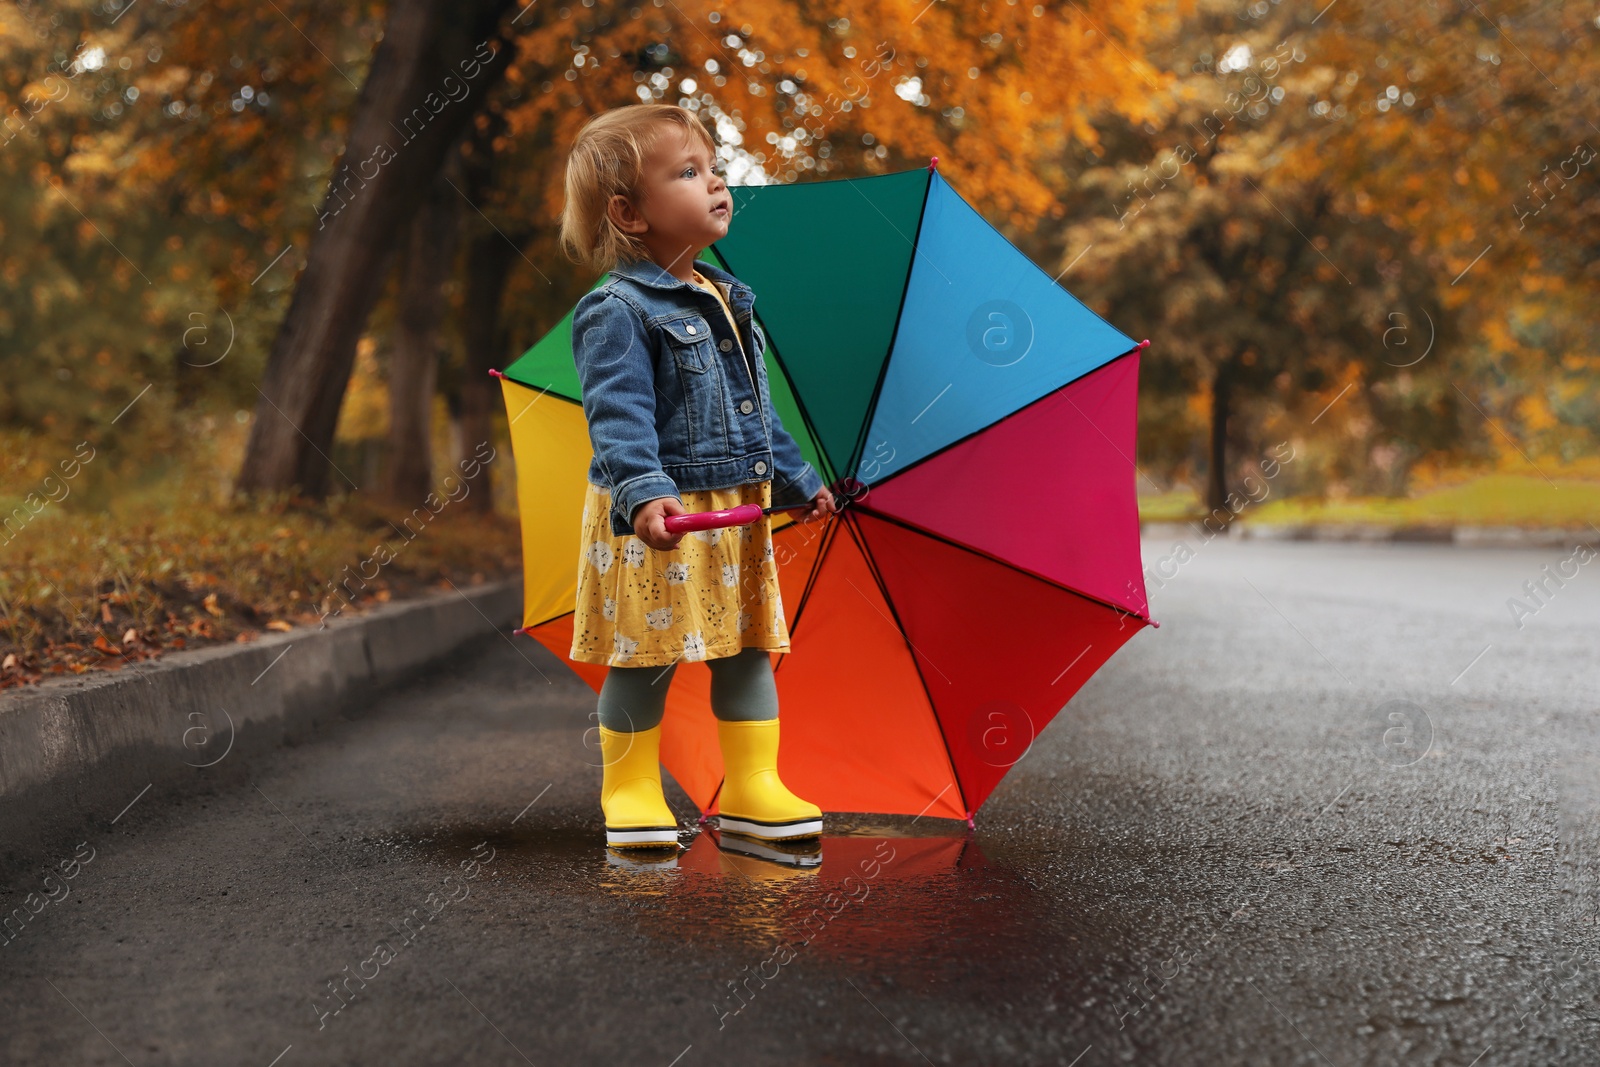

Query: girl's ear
607;193;647;236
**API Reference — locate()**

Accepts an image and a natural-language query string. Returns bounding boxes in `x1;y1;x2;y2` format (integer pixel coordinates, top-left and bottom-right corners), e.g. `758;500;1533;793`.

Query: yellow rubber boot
599;724;679;848
715;718;823;841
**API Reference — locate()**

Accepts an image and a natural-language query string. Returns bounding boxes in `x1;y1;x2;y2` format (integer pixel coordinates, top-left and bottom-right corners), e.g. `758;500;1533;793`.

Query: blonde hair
559;104;718;278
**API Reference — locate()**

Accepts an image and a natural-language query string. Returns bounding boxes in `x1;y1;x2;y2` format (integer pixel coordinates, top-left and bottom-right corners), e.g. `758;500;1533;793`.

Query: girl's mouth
711;201;730;218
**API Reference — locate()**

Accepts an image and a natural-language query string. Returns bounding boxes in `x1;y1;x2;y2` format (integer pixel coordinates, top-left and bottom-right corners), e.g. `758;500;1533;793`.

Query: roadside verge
1140;523;1600;548
0;578;521;873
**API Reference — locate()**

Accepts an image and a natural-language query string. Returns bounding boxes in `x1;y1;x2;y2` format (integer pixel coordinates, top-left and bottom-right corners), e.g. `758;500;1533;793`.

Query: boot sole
606;826;680;847
718;814;823;841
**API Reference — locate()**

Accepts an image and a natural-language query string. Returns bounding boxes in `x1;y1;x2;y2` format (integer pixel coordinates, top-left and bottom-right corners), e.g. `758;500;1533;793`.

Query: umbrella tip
927;156;939;171
1137;339;1151;350
488;367;505;378
965;812;975;831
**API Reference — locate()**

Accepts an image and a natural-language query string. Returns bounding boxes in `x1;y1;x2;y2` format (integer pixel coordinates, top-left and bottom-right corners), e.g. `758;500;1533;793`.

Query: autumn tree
1052;0;1485;510
233;0;1184;500
0;0;387;499
1291;0;1600;473
234;0;516;499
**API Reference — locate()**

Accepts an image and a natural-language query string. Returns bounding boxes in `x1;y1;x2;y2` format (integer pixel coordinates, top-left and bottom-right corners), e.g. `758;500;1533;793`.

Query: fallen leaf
2;653;15;669
100;601;113;624
266;620;293;632
123;627;138;645
203;592;224;618
93;634;119;656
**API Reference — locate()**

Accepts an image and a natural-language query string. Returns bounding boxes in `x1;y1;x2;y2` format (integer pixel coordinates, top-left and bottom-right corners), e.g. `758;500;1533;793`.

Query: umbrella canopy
496;162;1152;825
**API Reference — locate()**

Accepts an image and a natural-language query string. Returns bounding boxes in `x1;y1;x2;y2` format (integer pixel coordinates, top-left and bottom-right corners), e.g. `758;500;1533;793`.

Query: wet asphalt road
3;539;1598;1066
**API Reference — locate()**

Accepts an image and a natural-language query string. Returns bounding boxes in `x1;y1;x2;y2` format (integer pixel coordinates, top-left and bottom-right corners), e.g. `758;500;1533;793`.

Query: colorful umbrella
495;161;1153;827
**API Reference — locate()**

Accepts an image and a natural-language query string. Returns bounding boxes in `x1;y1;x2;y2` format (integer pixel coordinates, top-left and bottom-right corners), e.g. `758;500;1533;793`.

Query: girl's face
609;124;730;276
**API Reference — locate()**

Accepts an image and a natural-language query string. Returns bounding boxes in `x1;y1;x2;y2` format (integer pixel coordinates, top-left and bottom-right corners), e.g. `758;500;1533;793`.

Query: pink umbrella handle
663;503;766;533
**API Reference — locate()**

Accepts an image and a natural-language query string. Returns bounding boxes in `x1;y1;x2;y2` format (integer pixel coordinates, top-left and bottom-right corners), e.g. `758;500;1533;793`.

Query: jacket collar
608;254;750;298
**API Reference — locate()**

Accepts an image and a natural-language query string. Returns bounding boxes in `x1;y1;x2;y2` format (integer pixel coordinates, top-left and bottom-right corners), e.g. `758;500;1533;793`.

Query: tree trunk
234;0;515;500
384;164;461;503
449;104;526;513
1206;358;1234;514
455;231;525;512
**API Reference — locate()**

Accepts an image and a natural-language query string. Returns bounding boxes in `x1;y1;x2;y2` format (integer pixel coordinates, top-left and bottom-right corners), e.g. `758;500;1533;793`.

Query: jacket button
754;461;768;474
686;324;697;334
740;400;754;414
720;339;733;351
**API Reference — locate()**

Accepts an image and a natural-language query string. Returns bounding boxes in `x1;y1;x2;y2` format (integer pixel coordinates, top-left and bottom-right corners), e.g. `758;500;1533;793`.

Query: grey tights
596;646;779;732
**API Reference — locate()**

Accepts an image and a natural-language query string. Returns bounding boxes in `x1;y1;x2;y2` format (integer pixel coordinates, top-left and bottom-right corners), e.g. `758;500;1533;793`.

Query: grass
1140;472;1600;530
1;427;523;689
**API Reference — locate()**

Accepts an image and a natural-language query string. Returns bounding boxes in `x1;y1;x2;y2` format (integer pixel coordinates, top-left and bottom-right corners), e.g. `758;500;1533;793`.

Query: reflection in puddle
605;847;680;870
372;810;1201;1023
590;817;1030;964
385;813;1063;974
711;832;822;869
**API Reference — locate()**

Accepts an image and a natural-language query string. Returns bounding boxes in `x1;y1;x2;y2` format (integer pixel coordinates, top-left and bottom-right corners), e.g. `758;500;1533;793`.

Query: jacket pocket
660;314;716;373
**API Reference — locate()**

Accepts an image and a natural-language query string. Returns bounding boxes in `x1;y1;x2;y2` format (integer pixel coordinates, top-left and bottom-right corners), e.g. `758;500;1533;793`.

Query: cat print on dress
645;605;675;630
737;609;752;633
622;537;647;568
682;631;707;661
720;563;738;588
612;632;639;663
660;561;691;585
762;540;774;562
690;526;723;546
585;540;615;575
602;595;616;620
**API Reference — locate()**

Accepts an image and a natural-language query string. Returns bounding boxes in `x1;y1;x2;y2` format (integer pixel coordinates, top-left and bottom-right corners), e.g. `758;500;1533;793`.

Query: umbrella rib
841;169;937;492
843;511;970;820
853;341;1146;496
851;501;1153;625
776;509;845;649
508;378;581;410
711;245;840;488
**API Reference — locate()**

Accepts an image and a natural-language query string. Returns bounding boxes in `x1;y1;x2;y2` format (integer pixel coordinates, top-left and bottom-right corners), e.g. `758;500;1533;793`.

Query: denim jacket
571;255;825;537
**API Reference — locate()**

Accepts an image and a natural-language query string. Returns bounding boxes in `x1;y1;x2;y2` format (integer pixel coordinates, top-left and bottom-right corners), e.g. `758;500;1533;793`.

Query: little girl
557;104;836;849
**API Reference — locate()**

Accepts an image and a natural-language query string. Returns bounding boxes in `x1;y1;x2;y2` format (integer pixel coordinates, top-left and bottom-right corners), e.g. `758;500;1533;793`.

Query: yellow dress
568;479;790;667
569;268;792;668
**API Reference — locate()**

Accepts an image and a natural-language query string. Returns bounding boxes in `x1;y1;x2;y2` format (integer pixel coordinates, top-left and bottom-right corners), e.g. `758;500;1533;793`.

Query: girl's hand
634;496;688;551
797;485;837;524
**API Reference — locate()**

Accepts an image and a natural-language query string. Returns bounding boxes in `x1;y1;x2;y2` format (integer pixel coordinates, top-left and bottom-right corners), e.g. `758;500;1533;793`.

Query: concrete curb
0;578;522;872
1140;522;1600;549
